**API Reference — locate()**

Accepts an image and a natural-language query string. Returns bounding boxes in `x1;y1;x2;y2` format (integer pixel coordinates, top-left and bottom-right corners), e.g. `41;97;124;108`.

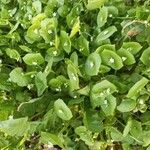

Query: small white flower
74;95;77;98
55;87;61;92
34;29;38;34
32;62;37;65
0;59;2;63
48;30;52;34
89;62;94;68
31;74;34;78
50;42;53;46
109;14;113;17
122;57;127;61
53;51;57;56
27;84;33;90
53;12;57;17
109;57;114;63
144;20;148;24
58;109;63;114
8;115;13;120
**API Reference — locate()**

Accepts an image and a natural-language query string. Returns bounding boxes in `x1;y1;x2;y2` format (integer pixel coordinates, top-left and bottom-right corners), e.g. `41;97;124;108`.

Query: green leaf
99;65;111;73
26;23;41;43
123;118;132;137
70;17;80;38
23;53;44;66
19;45;32;53
35;72;47;96
86;0;106;10
77;86;90;96
70;52;78;67
67;63;79;91
90;80;116;108
95;26;117;44
110;127;123;141
147;146;150;150
97;7;108;27
44;57;53;76
122;42;142;55
75;126;94;146
0;117;29;136
49;75;68;90
130;120;142;140
127;77;149;99
58;5;69;17
107;6;118;16
117;48;136;65
96;44;116;54
32;0;42;14
140;47;150;66
40;132;64;148
54;99;73;121
101;49;123;70
142;131;150;147
83;110;103;133
100;94;116;116
9;67;28;87
60;30;71;54
76;35;89;56
85;52;101;76
5;48;21;62
39;18;58;43
117;99;136;112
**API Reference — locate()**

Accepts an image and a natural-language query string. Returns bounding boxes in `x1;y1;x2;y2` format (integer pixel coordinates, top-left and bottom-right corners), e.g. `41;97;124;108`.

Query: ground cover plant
0;0;150;149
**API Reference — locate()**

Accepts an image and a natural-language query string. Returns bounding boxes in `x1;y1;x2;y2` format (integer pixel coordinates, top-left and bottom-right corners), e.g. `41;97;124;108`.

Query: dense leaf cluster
0;0;150;149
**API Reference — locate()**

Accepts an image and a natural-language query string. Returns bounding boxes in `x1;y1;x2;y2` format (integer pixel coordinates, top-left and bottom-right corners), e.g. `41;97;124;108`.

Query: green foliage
0;0;150;149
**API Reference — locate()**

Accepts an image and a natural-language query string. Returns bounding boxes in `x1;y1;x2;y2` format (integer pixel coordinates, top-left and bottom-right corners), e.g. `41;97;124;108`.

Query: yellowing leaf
70;17;80;38
87;0;106;10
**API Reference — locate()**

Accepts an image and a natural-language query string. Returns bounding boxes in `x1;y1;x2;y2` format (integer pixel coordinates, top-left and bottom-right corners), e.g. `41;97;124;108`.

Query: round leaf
54;99;73;121
85;52;101;76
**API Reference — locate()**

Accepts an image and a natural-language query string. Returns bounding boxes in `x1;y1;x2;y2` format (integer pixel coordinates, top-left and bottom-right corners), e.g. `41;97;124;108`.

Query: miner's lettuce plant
0;0;150;149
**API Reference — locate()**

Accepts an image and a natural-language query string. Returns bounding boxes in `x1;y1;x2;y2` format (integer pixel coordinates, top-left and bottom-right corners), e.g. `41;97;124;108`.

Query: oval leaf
54;99;73;121
101;50;123;70
85;52;101;76
23;53;44;66
97;6;108;27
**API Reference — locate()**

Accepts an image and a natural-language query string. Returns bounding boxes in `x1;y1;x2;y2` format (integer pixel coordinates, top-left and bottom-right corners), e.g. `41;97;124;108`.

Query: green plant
0;0;150;149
